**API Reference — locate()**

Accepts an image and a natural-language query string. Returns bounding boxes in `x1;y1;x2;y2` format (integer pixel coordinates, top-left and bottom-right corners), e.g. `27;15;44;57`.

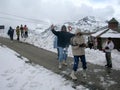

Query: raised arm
51;25;59;36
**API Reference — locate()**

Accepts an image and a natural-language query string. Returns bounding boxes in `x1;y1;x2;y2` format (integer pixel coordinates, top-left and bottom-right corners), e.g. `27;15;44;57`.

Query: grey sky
0;0;120;28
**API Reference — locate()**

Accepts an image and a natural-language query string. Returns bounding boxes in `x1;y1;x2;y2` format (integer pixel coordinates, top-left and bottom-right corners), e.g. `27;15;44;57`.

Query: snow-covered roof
91;28;107;37
100;29;120;38
91;28;120;38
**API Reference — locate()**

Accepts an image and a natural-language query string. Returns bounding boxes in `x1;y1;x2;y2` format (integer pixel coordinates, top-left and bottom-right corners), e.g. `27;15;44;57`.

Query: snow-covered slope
64;16;107;32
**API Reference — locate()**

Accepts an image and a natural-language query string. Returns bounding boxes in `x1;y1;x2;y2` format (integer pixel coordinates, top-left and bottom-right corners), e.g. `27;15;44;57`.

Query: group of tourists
51;25;87;80
51;25;114;80
7;25;28;41
7;24;114;80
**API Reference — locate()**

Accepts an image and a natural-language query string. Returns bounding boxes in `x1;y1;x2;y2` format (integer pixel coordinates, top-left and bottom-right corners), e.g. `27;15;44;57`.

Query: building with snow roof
91;18;120;50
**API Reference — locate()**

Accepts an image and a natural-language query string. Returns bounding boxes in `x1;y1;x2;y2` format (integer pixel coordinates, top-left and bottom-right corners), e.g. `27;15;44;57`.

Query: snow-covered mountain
33;16;107;34
64;16;107;32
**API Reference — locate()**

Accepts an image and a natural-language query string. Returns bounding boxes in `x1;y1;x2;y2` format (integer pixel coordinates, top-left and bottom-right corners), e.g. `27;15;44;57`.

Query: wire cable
0;11;48;24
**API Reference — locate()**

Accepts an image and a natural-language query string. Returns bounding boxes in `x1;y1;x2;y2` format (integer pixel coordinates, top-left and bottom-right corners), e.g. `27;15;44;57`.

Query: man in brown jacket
70;29;87;80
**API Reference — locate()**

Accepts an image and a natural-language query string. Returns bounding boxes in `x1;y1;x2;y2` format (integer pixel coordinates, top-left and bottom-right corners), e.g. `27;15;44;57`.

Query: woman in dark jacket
7;26;14;40
51;25;74;69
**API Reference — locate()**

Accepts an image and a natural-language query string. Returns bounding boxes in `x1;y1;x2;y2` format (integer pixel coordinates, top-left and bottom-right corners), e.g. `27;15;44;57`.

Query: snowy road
0;37;120;90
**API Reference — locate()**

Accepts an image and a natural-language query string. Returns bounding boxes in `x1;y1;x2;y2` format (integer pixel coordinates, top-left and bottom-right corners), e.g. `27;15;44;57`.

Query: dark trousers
73;55;87;71
17;35;20;41
24;31;28;38
105;52;112;67
10;35;13;40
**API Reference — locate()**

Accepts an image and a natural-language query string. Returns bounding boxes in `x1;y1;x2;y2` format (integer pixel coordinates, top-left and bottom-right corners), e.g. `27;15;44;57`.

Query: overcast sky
0;0;120;28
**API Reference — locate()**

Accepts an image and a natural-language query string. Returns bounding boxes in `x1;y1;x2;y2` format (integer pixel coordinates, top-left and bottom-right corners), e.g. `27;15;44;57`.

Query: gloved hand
105;46;109;49
51;24;55;30
79;43;86;47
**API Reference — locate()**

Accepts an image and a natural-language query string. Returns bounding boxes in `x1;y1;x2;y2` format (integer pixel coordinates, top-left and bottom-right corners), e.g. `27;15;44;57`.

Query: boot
105;64;108;67
58;62;62;69
108;64;112;68
70;70;77;80
82;70;86;78
62;60;67;66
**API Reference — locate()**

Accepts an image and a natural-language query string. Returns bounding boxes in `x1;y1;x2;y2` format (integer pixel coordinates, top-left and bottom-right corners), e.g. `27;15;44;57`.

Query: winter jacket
20;26;24;33
71;35;85;56
51;29;74;48
8;28;14;37
104;41;114;52
16;27;20;35
24;26;28;32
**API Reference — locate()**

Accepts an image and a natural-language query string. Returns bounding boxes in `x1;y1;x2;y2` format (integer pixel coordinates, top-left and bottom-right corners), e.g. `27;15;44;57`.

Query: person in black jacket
51;25;74;69
7;26;14;40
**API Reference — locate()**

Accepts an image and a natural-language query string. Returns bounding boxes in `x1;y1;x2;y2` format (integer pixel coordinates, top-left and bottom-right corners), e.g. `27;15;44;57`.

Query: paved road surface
0;37;120;90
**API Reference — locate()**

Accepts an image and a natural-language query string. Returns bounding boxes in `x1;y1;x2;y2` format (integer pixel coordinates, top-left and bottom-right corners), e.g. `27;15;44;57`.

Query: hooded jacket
71;30;85;56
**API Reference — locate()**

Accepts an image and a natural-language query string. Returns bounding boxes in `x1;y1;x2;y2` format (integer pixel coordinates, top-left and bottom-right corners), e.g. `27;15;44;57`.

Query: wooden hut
91;18;120;50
